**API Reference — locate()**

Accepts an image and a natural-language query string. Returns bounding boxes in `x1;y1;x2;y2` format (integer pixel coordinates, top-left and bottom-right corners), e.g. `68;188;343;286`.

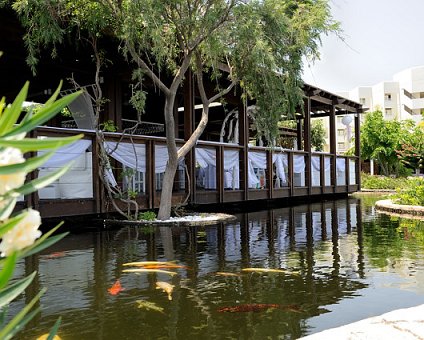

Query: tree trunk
157;96;179;220
157;160;179;220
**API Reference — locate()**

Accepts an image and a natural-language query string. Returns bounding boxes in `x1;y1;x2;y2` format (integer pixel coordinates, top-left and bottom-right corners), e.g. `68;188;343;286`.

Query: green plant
361;173;412;190
392;180;424;206
138;211;157;221
0;80;81;339
100;120;117;132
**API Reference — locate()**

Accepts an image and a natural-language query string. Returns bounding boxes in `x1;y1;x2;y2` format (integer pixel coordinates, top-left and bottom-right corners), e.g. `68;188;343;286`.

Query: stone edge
375;199;424;220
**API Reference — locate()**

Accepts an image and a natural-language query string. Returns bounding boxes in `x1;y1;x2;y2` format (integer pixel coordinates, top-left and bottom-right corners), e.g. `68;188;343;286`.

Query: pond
11;196;424;339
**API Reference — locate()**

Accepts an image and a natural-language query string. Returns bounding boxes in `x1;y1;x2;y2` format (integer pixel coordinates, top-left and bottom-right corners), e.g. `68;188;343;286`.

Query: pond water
11;196;424;339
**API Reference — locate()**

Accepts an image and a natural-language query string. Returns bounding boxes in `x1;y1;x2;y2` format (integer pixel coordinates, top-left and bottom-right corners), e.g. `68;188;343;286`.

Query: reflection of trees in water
362;214;424;270
18;198;368;339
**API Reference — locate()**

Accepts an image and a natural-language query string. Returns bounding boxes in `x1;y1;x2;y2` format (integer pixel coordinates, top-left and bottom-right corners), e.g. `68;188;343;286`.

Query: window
384;93;392;101
385;108;393;116
337;129;345;137
122;165;145;194
338;142;345;150
359;98;366;105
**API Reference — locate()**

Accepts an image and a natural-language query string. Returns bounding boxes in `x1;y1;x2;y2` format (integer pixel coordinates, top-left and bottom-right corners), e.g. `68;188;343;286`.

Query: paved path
300;304;424;339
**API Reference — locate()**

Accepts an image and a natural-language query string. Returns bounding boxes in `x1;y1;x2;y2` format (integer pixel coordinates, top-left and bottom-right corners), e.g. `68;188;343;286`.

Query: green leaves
0;80;82;339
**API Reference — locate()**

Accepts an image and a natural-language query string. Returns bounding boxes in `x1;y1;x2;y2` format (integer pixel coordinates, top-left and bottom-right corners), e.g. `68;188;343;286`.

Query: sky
302;0;424;93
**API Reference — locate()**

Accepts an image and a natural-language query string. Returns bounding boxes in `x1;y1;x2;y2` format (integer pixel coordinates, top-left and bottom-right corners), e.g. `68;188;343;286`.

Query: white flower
0;209;42;257
0;147;26;194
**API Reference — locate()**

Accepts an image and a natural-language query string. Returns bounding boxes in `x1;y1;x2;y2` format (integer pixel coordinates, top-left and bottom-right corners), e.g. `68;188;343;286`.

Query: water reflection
12;198;424;339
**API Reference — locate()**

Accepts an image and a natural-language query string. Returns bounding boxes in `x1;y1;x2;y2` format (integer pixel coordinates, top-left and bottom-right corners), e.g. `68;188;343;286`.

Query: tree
360;110;413;176
8;0;338;219
311;119;326;151
396;124;424;172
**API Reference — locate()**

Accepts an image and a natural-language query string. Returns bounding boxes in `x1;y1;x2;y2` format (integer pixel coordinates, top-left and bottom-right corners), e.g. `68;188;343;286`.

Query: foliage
0;81;81;339
361;173;412;190
395;125;424;171
8;0;339;219
138;211;157;221
99;120;117;132
392;178;424;206
360;110;413;176
311;119;326;151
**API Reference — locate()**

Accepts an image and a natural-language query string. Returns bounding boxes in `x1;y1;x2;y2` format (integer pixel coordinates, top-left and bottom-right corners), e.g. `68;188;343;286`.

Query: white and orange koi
156;281;175;301
123;268;177;277
241;268;300;275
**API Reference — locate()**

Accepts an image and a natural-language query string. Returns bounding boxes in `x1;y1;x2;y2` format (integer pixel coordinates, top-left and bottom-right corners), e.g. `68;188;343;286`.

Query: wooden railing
27;127;360;217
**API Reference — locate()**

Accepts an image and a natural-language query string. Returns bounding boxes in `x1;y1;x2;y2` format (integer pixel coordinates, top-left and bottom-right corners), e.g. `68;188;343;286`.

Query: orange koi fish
108;280;125;296
143;264;188;270
217;304;302;313
241;268;300;275
36;335;61;340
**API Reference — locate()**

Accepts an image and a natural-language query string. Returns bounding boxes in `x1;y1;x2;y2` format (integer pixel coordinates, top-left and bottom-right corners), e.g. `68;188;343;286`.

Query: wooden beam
239;100;249;200
329;104;336;187
354;113;361;189
304;97;312;194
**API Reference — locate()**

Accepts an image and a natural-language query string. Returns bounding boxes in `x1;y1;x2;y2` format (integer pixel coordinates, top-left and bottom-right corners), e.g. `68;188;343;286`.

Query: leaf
0;212;26;238
20;232;68;259
4;91;82;138
0;252;17;290
0;199;17;221
0;287;45;340
0;82;29;136
6;163;72;198
5;307;40;340
0;134;84;152
0;272;36;309
44;81;63;106
0;151;54;175
47;317;62;340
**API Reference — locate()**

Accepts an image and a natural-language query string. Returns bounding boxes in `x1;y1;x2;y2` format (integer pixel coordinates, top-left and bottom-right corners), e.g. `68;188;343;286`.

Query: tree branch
127;43;171;96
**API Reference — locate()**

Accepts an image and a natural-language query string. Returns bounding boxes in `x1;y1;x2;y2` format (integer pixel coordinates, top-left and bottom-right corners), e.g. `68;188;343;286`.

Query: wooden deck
21;126;360;218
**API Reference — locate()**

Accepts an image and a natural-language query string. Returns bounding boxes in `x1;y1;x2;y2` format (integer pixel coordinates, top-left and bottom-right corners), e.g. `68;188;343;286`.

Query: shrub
138;211;157;221
361;173;411;190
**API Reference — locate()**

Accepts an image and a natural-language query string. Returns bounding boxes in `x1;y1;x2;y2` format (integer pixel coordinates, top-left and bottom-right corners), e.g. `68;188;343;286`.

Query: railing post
304;97;312;195
267;150;273;199
146;141;155;209
217;146;224;203
92;135;101;213
320;154;325;194
345;157;350;188
330;103;337;189
288;152;294;196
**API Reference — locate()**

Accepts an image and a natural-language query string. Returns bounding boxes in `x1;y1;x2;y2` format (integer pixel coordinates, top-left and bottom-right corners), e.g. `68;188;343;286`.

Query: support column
354;111;361;189
304;98;312;194
296;119;302;150
239;100;249;200
183;70;196;203
329;103;337;188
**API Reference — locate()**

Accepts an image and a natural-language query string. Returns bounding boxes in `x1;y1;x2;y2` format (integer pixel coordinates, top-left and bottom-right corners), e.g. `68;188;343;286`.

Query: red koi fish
46;251;66;259
108;280;125;296
217;304;302;313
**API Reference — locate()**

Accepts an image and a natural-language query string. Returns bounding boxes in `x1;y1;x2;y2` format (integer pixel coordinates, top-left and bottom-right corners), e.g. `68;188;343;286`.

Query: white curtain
272;153;287;186
224;150;239;189
248;151;267;188
195;148;217;189
104;141;146;172
311;155;321;186
40;139;92;168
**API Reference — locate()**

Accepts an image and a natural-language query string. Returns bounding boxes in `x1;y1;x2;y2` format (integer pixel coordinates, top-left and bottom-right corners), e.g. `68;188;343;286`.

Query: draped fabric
272;153;287;186
40;140;92;168
224;150;239;189
311;156;321;186
337;157;346;185
104;141;147;172
248;152;267;188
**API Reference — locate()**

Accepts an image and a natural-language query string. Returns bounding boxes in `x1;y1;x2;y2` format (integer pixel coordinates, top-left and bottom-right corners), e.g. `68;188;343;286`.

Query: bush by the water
361;173;411;190
392;180;424;206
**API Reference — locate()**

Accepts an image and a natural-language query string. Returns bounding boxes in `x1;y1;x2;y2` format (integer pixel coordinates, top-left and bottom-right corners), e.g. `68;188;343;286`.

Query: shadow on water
11;197;424;339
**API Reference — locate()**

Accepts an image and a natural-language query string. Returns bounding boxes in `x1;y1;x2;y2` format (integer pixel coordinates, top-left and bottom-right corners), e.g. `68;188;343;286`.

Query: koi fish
46;251;66;259
156;281;175;301
218;304;302;313
142;264;188;270
136;299;165;313
123;261;176;267
215;272;240;277
36;335;61;340
123;268;177;277
108;280;125;295
241;268;300;275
